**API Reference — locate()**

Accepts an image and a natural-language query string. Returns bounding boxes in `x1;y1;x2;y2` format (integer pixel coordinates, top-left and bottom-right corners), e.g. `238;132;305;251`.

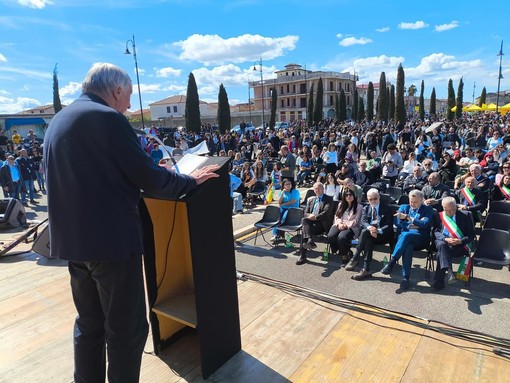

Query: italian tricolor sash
499;184;510;200
439;212;472;253
461;187;476;206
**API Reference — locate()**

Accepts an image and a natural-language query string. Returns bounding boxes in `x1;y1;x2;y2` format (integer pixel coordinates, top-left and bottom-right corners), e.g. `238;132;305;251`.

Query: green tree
358;96;365;121
185;72;201;134
367;81;374;121
389;84;395;123
377;72;388;122
307;83;314;127
217;83;231;134
430;87;436;117
419;80;425;121
395;64;406;124
339;89;347;122
269;87;277;130
447;79;456;121
407;84;417;97
53;63;62;114
313;77;324;124
456;77;464;120
479;86;486;107
352;88;358;122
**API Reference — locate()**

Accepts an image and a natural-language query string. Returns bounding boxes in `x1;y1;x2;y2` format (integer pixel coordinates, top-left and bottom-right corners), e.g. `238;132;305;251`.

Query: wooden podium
139;156;241;378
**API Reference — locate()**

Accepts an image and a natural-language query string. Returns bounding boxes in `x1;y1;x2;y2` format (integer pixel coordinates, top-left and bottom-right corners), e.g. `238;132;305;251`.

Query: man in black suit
457;176;485;222
297;182;334;265
346;188;394;280
44;63;218;383
432;197;475;290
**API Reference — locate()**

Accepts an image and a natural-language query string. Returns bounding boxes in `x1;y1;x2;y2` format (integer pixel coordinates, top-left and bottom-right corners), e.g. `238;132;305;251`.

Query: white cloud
18;0;54;9
175;34;299;65
405;53;483;80
0;53;7;62
0;96;40;114
376;27;390;33
0;66;52;79
59;81;81;97
338;37;373;47
435;21;459;32
156;67;182;78
398;21;429;30
135;83;187;95
336;33;344;38
192;64;277;92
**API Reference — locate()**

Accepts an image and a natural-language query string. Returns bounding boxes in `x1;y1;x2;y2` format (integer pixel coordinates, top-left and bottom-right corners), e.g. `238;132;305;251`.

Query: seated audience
346;189;394;280
297;182;334;265
380;190;435;290
403;165;427;193
492;174;510;201
327;190;363;265
437;151;458;183
422;172;451;210
457;176;486;222
270;179;300;243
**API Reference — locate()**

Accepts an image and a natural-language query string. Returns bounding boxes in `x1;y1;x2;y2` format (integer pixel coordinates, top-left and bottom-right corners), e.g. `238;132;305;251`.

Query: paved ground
233;187;510;340
2;185;509;340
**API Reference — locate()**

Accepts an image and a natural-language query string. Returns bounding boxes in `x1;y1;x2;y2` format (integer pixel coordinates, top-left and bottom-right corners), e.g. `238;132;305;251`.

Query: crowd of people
0;129;45;206
161;112;510;291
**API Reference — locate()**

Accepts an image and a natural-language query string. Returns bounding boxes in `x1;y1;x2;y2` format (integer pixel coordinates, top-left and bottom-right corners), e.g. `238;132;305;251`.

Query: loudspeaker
32;222;52;258
0;198;27;230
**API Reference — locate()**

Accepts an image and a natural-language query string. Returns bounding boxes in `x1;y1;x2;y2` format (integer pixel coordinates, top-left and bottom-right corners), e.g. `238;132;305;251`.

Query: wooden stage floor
1;251;509;382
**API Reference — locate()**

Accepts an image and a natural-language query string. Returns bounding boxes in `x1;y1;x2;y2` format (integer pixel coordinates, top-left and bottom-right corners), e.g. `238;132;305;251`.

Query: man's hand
306;213;317;221
445;237;462;246
368;226;378;238
458;204;467;210
189;165;220;185
424;198;437;205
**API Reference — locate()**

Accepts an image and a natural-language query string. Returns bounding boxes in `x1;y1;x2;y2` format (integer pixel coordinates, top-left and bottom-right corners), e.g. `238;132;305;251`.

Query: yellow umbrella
486;103;498;110
465;104;483;112
500;102;510;110
450;105;457;112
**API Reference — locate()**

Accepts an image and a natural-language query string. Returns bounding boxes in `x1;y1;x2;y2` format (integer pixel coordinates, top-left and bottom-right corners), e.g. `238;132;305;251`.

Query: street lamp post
253;58;264;127
248;81;252;123
496;40;504;114
125;34;145;128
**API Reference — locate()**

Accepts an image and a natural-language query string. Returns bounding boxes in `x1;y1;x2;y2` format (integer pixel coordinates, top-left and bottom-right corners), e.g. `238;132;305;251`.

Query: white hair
366;188;379;199
442;196;457;208
409;189;424;200
82;62;132;97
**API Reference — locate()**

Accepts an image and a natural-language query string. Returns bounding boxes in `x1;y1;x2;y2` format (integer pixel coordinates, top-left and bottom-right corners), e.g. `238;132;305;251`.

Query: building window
293;99;296;107
300;83;307;93
347;96;350;105
280;86;284;94
293;84;296;93
166;106;171;113
287;98;290;106
173;106;178;113
330;81;334;91
281;99;284;108
287;84;290;93
347;83;350;92
330;95;333;106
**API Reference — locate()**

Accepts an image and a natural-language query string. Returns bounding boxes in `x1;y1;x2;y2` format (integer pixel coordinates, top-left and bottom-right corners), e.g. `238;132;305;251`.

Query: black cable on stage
156;201;178;291
236;270;510;355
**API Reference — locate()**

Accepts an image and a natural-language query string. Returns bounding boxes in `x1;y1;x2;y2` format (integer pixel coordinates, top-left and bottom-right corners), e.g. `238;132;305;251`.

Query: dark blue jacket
395;203;435;238
44;93;197;261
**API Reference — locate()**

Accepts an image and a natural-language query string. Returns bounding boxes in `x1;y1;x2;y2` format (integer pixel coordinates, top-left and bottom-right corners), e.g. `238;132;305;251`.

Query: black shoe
345;257;359;271
432;280;445;290
399;278;410;290
296;255;307;265
381;261;394;275
30;199;38;204
302;241;317;250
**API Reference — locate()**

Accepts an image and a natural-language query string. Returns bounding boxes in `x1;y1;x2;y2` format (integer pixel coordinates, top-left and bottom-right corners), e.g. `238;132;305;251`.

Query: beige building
250;63;356;123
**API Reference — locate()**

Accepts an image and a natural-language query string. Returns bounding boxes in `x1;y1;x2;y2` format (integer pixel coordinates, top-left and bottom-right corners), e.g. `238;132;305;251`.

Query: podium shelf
152;294;197;329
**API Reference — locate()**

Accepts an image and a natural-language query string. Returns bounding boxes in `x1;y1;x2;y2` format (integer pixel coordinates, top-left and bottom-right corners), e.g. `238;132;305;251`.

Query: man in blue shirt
0;155;22;200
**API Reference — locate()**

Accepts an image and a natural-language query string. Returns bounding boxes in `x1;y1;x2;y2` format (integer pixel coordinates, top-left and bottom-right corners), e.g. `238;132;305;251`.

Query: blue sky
0;0;508;114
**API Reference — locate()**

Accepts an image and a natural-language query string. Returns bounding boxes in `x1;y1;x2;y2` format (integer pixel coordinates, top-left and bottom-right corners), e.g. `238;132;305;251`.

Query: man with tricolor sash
457;176;486;223
432;197;475;290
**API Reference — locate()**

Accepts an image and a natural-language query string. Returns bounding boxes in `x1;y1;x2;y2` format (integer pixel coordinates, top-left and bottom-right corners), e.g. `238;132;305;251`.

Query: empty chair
253;205;280;245
483;212;510;232
380;193;392;206
488;201;510;215
247;181;267;205
398;194;409;205
275;207;304;247
473;228;510;266
300;189;315;208
386;186;403;204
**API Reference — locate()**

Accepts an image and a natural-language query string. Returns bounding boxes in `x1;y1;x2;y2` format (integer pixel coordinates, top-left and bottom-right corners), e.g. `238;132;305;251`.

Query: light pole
496;40;504;114
125;34;145;128
253;58;264;127
248;81;252;123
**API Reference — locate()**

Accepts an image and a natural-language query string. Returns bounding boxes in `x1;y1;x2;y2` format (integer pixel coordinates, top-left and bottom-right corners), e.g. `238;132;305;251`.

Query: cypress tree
377;72;388;122
307;83;314;127
447;79;456;121
430;87;437;117
353;88;358;122
269;87;277;130
185;72;201;134
358;96;365;121
395;64;406;124
389;84;395;123
339;89;347;122
313;77;324;124
479;86;486;107
455;77;464;120
367;82;374;121
419;80;425;121
217;83;231;134
53;64;62;114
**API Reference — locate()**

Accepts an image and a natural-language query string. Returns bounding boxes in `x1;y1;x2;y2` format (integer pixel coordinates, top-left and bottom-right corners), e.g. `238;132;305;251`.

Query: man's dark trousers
69;254;148;383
